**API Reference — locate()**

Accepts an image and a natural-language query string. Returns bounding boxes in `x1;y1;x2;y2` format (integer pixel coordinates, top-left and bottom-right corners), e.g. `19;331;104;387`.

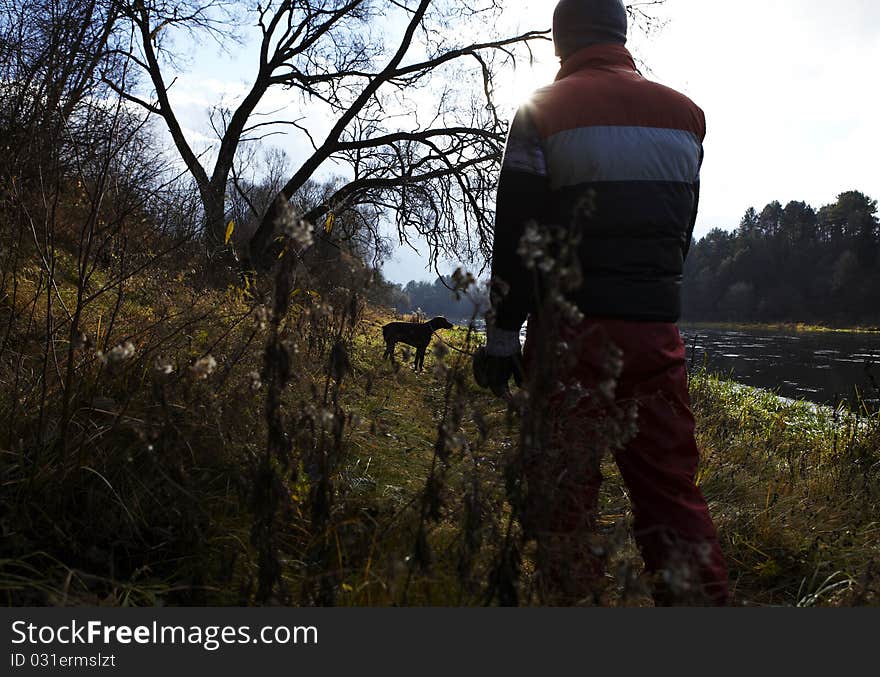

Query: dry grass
689;371;880;605
3;238;879;606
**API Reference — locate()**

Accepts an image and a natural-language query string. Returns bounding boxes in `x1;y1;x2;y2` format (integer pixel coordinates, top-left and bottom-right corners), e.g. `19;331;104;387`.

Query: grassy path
337;313;880;605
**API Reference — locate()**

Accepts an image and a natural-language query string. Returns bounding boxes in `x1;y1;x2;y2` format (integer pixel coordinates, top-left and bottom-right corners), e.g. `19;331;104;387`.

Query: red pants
523;317;729;605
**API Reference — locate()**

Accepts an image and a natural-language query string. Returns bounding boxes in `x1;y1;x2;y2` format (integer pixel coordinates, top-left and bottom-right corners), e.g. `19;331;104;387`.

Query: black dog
382;316;454;371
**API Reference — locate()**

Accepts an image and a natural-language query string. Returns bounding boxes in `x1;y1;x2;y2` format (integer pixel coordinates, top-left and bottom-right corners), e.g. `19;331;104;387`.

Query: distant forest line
385;277;489;321
682;191;879;326
393;190;880;327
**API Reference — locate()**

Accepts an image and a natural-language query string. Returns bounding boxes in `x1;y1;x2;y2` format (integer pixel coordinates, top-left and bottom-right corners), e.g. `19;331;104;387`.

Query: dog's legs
415;346;425;372
384;341;396;363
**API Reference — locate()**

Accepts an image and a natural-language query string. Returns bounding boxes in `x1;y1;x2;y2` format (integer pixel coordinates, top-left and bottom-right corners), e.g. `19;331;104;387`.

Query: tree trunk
201;185;228;256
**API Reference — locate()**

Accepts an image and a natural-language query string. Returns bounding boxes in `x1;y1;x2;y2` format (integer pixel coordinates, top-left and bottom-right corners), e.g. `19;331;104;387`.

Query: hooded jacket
488;43;705;347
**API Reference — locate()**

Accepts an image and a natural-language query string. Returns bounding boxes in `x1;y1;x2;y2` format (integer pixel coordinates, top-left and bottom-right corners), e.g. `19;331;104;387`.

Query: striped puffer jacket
488;43;705;341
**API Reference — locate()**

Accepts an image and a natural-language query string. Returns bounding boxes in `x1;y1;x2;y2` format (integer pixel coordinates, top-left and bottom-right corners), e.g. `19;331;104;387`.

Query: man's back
507;44;706;323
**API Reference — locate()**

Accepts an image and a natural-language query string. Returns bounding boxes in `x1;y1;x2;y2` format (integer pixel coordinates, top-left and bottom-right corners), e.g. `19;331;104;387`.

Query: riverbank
679;324;880;411
331;323;880;606
310;318;880;606
454;319;880;335
344;333;880;606
680;321;880;335
689;370;879;605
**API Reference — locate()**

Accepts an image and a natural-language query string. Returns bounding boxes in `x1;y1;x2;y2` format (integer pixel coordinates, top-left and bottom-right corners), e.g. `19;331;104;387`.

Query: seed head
190;355;217;379
98;340;135;365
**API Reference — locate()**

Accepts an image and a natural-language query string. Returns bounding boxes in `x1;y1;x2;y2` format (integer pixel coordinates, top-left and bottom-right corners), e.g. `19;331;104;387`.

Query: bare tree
113;1;669;273
110;0;549;268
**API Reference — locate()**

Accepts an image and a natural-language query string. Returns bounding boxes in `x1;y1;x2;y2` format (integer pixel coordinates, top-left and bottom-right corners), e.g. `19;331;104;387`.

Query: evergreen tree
682;191;879;326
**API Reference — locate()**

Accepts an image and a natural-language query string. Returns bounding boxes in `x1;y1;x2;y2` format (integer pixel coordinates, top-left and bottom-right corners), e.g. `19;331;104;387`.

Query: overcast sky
169;1;880;283
641;0;880;240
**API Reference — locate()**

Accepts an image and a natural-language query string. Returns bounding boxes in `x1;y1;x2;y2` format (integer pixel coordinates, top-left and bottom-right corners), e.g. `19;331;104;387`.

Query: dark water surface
468;319;880;409
679;325;880;409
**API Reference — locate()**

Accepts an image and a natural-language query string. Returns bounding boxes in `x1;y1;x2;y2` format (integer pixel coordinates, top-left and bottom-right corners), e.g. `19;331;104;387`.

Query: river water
680;326;880;410
467;319;880;410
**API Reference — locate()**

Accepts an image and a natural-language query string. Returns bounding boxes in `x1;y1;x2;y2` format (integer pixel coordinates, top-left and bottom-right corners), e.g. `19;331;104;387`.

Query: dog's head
430;316;454;331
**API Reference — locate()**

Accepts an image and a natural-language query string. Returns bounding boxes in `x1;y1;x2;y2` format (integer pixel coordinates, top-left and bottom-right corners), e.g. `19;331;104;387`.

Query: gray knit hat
553;0;628;58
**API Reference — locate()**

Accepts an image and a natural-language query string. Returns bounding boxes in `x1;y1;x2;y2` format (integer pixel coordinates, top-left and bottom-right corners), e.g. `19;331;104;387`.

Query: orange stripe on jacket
526;44;706;141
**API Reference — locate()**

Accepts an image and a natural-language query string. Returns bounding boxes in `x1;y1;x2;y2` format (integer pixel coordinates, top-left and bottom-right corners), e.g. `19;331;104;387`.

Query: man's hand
472;346;524;398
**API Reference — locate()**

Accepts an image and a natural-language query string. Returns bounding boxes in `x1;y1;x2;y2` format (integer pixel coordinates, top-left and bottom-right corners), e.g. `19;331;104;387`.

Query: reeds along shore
687;370;879;605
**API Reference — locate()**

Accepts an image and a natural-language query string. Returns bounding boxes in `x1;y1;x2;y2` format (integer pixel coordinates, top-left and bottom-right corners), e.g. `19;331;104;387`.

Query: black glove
472;346;524;397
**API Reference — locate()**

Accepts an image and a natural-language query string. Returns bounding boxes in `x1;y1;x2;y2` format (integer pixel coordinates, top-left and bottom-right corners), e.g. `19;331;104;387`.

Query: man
476;0;729;604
